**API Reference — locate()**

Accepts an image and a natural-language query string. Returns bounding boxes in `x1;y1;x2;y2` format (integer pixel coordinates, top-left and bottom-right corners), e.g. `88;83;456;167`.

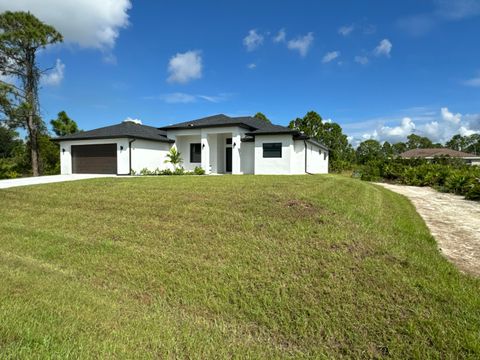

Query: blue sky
2;0;480;145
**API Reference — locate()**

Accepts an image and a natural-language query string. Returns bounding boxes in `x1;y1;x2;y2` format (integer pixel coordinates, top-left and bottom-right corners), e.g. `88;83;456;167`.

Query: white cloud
161;92;197;103
152;92;228;104
0;0;131;50
338;25;354;36
397;0;480;36
41;59;65;86
322;51;340;63
380;117;416;138
243;29;264;51
123;117;142;124
196;94;228;103
167;51;202;84
273;29;286;43
434;0;480;20
352;107;480;145
374;39;392;57
441;107;461;124
463;73;480;87
247;63;257;69
287;32;314;57
354;55;369;65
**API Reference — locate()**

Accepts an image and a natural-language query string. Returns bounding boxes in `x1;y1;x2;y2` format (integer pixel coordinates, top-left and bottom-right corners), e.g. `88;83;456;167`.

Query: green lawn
0;175;479;358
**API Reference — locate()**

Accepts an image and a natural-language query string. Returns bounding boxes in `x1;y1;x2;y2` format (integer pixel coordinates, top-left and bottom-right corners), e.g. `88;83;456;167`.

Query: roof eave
53;135;175;143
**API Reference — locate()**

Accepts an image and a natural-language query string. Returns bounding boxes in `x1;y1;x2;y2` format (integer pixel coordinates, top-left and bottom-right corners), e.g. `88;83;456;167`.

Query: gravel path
376;183;480;277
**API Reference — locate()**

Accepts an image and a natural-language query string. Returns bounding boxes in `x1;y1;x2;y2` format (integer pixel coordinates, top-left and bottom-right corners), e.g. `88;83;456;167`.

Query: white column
201;131;210;174
60;143;72;175
232;132;242;174
209;134;218;173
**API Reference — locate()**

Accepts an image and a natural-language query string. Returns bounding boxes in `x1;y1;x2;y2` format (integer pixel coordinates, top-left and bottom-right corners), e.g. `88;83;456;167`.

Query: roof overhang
52;135;175;143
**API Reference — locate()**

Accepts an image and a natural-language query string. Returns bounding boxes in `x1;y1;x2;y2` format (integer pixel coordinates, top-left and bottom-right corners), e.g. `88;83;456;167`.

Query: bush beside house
355;157;480;200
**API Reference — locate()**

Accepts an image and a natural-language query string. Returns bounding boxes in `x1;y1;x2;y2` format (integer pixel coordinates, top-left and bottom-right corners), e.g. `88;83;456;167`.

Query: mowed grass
0;175;479;358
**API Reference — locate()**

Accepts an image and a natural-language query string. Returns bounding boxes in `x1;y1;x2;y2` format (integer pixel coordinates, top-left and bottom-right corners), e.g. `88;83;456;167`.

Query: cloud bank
0;0;131;50
352;107;480;146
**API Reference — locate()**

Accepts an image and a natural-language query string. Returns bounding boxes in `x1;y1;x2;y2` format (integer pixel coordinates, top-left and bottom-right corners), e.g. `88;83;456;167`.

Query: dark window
190;143;201;163
226;138;232;145
324;152;327;160
263;143;282;158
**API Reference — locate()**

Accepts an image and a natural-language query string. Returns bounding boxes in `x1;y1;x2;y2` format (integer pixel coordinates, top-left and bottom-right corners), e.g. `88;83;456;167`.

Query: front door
226;147;232;173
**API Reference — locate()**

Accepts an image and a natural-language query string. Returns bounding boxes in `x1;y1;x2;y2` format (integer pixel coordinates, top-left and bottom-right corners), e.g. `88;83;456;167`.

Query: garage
71;144;117;174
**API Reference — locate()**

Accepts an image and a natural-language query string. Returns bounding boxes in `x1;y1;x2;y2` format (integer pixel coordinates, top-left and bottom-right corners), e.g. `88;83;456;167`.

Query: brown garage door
71;144;117;174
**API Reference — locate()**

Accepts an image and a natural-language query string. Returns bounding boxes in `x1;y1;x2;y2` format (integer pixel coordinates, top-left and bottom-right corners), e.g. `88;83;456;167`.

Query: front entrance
226;147;232;173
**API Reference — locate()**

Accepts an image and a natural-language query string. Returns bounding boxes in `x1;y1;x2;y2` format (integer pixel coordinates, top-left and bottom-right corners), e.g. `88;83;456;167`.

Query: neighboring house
54;114;329;175
399;148;480;165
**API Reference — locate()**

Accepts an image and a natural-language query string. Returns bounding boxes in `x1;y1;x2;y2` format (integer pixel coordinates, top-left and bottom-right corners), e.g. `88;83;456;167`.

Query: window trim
262;142;282;158
190;143;201;163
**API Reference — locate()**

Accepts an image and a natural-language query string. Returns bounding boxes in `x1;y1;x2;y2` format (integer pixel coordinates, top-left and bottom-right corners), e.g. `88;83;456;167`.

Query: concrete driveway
0;174;115;189
376;183;480;277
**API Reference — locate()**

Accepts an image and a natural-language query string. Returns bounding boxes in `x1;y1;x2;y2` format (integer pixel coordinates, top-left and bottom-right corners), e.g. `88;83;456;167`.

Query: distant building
399;148;480;165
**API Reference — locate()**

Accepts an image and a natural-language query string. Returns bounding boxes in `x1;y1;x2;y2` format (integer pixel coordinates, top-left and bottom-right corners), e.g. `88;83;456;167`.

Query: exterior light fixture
202;143;205;148
62;148;65;154
120;146;124;151
233;142;236;148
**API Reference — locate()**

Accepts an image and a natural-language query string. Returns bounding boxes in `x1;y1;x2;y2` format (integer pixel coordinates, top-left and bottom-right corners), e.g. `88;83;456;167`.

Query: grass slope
0;175;479;358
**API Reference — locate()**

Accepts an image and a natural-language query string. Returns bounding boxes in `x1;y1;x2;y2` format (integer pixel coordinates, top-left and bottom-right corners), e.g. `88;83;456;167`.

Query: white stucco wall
59;138;173;175
59;138;130;175
305;142;329;174
130;139;171;174
292;140;306;174
240;141;254;174
254;134;293;175
171;134;202;171
168;127;248;174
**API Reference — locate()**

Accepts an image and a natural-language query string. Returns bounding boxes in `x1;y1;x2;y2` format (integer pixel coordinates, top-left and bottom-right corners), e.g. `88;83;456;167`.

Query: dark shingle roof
160;114;296;134
400;148;480;158
53;121;174;143
160;114;329;149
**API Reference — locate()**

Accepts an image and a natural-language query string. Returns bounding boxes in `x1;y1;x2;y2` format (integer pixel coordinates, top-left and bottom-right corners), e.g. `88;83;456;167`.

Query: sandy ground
376;183;480;277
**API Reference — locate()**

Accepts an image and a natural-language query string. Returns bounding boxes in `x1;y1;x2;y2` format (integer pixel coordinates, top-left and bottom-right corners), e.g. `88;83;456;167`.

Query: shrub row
354;158;480;201
0;159;20;179
133;166;205;176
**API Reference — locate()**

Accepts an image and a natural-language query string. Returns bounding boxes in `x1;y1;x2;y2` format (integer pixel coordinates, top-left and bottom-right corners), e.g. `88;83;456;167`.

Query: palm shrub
444;171;476;195
164;147;183;170
465;180;480;200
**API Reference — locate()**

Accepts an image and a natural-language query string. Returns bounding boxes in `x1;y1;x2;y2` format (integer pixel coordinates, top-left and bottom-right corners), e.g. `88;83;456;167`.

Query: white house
55;114;329;175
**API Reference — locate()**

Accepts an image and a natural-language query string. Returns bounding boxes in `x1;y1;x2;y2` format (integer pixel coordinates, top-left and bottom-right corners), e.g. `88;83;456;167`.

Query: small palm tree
164;147;183;170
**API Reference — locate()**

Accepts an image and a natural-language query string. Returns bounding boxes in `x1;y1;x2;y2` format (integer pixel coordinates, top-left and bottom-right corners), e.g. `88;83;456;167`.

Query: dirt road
376;183;480;277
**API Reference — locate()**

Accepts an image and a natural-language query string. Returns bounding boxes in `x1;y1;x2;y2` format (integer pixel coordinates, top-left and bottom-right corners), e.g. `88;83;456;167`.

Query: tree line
258;111;480;172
